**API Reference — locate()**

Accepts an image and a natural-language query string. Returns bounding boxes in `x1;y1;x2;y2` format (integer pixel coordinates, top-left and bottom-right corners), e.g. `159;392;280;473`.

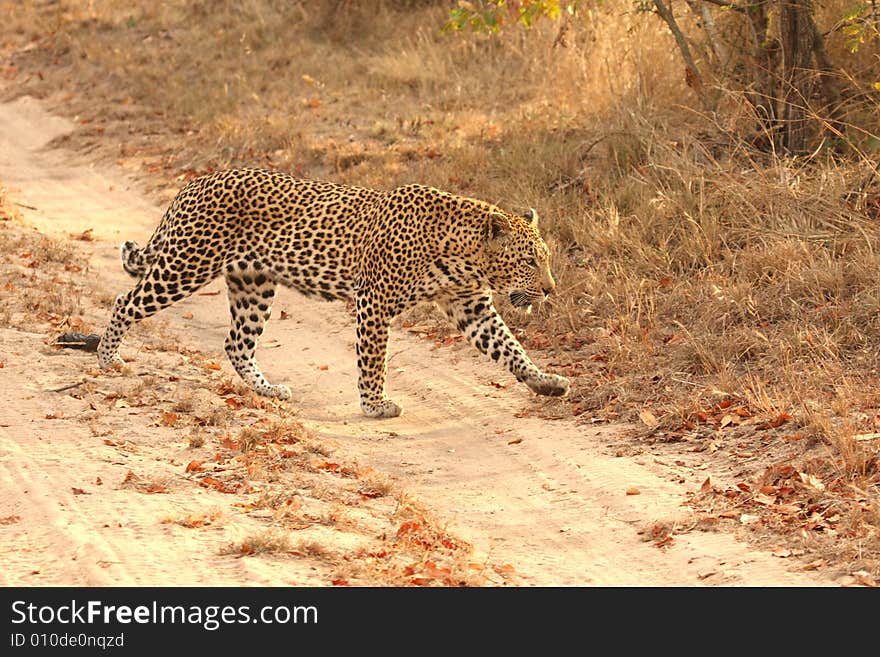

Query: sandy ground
0;95;835;586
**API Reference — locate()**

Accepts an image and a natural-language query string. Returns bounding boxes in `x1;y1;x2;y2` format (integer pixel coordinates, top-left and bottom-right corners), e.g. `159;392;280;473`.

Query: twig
50;381;85;393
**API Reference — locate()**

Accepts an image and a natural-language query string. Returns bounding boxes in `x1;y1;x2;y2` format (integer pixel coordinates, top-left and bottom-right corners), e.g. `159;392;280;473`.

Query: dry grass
1;0;878;576
222;529;292;557
0;216;90;329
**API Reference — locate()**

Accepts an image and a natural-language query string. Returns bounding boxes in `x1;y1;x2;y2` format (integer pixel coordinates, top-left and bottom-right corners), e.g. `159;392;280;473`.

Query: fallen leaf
700;476;712;492
185;460;204;473
224;397;243;410
331;578;350;586
798;472;825;491
182;312;194;319
773;504;802;515
654;535;674;548
95;477;102;485
145;484;168;494
199;477;235;493
0;515;21;525
219;435;238;449
757;412;793;430
625;487;640;495
397;521;422;536
802;559;827;571
160;411;179;426
205;362;222;371
771;546;792;558
71;487;89;495
280;310;291;320
754;493;777;506
318;365;329;371
639;409;659;428
424;561;452;578
73;228;95;241
45;412;64;420
507;437;523;445
719;413;740;428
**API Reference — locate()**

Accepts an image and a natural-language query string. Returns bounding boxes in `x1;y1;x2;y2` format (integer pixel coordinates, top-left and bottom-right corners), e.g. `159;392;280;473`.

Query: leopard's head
484;207;555;313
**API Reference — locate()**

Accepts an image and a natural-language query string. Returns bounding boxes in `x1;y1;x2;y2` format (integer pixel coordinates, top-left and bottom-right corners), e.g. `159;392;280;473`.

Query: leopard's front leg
355;290;402;418
440;292;570;397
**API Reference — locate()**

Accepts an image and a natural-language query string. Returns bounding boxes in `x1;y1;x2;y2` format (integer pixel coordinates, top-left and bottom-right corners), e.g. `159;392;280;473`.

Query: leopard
97;167;570;418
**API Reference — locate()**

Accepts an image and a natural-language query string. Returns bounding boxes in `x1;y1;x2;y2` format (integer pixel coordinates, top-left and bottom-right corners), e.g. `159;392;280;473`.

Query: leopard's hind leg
223;261;289;400
98;262;214;368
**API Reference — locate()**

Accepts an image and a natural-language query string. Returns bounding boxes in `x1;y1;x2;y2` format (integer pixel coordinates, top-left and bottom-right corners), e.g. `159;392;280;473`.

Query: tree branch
652;0;713;111
686;0;729;69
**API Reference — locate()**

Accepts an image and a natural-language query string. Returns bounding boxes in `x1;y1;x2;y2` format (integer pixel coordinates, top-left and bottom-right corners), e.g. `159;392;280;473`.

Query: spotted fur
98;168;570;418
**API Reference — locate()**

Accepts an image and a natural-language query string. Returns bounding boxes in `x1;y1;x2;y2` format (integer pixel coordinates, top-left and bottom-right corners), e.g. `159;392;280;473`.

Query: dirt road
0;95;832;586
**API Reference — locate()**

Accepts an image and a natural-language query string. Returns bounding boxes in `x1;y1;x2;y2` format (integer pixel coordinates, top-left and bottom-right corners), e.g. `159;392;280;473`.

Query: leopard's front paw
98;353;125;369
525;373;570;397
256;384;291;400
361;399;403;419
268;384;292;400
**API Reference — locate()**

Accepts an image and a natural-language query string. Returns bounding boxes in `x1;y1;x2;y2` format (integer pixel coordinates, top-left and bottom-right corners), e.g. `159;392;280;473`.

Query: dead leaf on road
754;493;777;506
639;409;659;428
798;472;825;491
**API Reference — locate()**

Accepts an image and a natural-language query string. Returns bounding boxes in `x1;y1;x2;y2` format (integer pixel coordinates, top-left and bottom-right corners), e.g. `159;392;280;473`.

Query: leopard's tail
120;240;153;278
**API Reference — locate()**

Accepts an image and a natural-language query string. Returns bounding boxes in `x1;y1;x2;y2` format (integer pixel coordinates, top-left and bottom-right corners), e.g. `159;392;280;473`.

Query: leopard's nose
542;285;555;298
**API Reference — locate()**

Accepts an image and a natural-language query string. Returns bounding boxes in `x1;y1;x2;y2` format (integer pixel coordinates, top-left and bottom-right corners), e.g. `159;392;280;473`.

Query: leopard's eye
526;257;539;268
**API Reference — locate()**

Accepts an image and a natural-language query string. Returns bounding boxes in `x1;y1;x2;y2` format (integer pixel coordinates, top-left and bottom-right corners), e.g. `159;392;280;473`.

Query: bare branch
652;0;713;111
686;0;729;69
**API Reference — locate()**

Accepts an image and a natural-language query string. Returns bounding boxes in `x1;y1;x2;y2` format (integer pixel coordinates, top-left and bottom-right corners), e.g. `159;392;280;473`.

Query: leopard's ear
487;212;512;241
522;208;538;228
